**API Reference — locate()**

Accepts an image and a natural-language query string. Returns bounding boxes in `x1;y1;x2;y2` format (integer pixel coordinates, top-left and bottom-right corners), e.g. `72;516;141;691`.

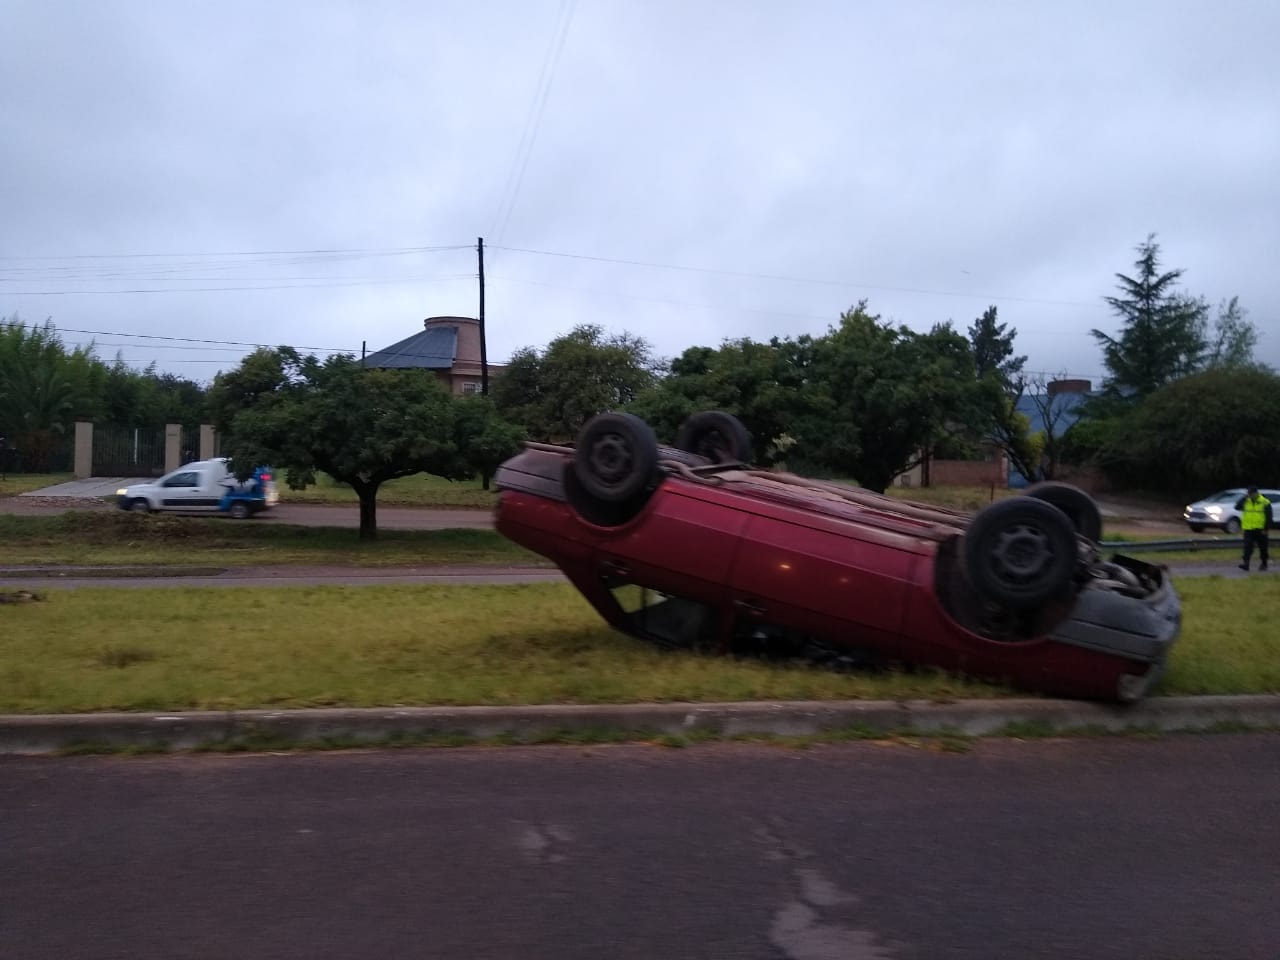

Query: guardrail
1099;537;1244;553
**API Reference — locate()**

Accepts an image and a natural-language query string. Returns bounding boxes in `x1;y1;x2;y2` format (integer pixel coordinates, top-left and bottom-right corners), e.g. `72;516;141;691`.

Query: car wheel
573;412;660;503
674;411;753;464
129;498;152;514
228;501;250;520
1023;481;1103;543
1225;517;1241;535
962;497;1078;611
1188;524;1205;533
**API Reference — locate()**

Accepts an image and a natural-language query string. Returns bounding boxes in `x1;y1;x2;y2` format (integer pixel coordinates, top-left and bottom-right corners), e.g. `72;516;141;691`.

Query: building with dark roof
363;316;503;395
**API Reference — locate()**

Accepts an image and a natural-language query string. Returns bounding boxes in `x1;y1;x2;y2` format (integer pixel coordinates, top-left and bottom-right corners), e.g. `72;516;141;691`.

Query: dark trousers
1242;529;1269;568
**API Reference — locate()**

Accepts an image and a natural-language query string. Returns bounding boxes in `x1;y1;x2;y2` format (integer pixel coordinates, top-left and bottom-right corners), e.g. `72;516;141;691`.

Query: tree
964;305;1037;477
219;349;521;539
492;324;660;441
968;305;1026;384
0;316;100;470
628;337;801;464
1096;366;1280;492
1204;296;1260;370
786;302;985;492
1091;234;1208;399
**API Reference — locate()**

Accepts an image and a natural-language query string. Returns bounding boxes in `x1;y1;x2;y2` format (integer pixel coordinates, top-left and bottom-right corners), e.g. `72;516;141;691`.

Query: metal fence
92;425;166;477
0;431;73;474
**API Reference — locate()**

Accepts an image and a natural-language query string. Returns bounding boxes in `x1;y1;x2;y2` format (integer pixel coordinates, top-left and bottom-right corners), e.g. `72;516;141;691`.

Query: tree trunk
356;484;379;540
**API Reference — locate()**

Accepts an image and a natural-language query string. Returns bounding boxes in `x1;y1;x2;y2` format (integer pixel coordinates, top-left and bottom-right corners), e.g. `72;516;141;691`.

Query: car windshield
1205;490;1240;502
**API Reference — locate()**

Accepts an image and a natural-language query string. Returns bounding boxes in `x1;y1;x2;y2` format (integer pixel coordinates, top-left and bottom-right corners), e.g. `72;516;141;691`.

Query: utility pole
477;236;489;396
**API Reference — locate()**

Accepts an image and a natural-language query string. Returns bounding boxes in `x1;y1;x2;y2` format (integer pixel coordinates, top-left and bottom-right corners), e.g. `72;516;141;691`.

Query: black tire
1023;482;1103;543
1225;517;1242;535
573;412;660;503
228;501;250;520
963;497;1078;611
674;411;753;465
1188;524;1205;534
129;498;151;514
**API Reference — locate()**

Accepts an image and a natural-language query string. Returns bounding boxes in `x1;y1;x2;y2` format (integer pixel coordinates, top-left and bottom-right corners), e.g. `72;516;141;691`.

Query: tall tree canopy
1097;366;1280;492
1089;234;1259;398
492;324;659;442
218;348;521;538
787;302;983;492
628;337;799;464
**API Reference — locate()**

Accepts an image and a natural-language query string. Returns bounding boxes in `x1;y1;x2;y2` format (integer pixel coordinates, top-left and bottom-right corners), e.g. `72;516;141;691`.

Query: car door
592;484;749;606
728;508;920;661
158;469;203;509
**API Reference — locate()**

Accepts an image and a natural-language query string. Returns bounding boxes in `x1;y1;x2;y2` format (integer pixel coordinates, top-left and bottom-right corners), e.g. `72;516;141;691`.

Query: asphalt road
5;498;496;529
3;736;1278;960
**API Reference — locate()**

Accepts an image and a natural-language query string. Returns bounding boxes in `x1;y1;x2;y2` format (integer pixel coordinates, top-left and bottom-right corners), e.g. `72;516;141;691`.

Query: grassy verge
0;473;72;497
1;576;1274;714
0;512;540;568
280;472;496;509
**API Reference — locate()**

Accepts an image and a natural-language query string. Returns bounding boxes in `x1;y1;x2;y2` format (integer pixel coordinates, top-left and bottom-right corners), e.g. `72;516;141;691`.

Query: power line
489;244;1100;309
0;244;472;262
2;274;475;295
489;0;578;246
44;326;355;353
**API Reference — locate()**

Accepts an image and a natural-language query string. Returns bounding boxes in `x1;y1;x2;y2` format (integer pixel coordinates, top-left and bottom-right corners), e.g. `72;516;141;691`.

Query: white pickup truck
116;458;279;519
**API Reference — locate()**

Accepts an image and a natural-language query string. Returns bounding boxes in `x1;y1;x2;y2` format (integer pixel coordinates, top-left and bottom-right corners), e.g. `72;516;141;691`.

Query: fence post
74;421;94;479
199;424;216;461
164;423;182;473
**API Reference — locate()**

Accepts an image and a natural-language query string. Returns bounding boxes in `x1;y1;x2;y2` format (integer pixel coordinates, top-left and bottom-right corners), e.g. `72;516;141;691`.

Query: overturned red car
494;411;1181;702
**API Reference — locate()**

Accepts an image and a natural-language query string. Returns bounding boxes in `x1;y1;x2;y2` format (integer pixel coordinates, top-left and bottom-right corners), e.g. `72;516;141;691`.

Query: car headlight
116;488;128;497
1206;506;1223;516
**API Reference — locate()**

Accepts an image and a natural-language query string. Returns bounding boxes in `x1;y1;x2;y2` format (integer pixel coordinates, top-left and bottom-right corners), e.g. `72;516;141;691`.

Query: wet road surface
3;735;1278;959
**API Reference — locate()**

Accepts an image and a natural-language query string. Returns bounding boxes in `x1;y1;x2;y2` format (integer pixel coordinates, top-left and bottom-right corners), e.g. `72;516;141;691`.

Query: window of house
461;381;481;394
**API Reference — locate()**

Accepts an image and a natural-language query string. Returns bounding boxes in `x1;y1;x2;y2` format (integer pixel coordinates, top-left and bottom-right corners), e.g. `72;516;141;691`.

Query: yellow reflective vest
1240;494;1271;531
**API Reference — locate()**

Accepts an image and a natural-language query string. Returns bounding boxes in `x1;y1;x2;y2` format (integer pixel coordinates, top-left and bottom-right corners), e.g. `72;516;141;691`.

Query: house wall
422;316;505;395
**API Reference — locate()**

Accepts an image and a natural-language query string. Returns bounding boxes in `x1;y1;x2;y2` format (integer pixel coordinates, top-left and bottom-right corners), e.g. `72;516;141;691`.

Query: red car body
495;440;1181;703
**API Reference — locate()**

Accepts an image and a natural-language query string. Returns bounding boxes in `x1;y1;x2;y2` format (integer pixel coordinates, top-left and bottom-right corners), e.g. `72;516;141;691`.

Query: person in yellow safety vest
1234;485;1272;571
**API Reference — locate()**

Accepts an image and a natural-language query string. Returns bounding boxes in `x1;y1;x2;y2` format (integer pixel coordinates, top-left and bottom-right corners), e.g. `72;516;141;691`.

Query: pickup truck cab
116;458;279;519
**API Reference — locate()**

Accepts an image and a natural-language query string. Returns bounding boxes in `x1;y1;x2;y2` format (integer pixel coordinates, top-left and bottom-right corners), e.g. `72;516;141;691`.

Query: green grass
280;472;497;509
0;583;1005;713
0;511;541;568
0;473;72;496
885;484;1014;511
1;575;1275;714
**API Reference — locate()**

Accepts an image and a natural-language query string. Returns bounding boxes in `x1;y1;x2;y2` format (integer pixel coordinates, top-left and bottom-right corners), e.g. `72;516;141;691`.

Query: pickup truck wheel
573;412;659;503
129;498;152;514
228;502;250;520
675;411;753;464
1023;481;1102;543
963;498;1077;611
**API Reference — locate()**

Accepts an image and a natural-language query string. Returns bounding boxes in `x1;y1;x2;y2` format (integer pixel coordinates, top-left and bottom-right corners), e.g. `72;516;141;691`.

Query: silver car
1183;487;1280;533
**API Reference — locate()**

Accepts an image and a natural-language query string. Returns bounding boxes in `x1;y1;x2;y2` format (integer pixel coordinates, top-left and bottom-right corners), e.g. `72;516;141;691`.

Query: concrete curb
2;695;1278;755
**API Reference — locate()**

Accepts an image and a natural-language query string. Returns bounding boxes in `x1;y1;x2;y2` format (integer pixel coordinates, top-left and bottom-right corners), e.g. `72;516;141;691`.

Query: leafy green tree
964;305;1037;479
1204;296;1260;370
492;324;659;441
628;337;801;463
0;316;100;470
1091;234;1208;399
787;302;985;492
219;349;521;539
1096;366;1280;492
968;305;1026;384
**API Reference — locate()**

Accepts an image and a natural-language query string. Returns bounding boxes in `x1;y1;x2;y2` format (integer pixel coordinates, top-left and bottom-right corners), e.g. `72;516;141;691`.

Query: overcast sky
3;0;1277;387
